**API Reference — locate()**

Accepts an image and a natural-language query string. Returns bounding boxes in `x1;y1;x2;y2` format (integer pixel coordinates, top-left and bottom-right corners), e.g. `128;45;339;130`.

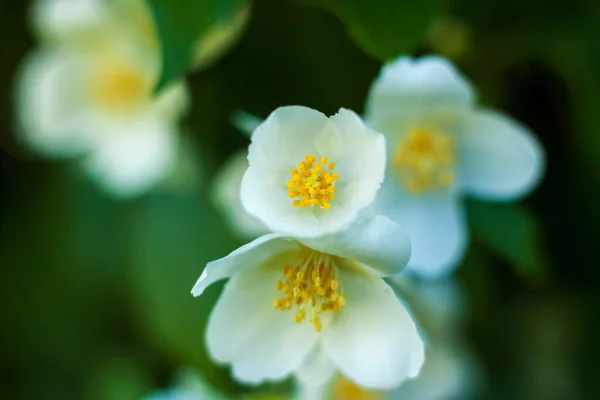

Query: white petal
294;345;336;387
15;49;96;157
322;266;424;389
31;0;109;42
374;182;467;279
191;233;297;297
299;215;410;276
457;109;545;200
387;344;482;400
82;121;177;198
248;106;330;173
243;106;386;237
293;380;329;400
365;55;475;132
206;258;319;384
212;150;269;240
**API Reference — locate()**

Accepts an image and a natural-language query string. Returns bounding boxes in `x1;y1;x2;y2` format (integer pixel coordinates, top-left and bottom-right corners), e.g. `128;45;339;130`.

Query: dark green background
1;0;600;398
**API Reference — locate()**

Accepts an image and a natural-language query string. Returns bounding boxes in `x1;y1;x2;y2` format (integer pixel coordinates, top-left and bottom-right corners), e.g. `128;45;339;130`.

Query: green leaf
297;0;446;60
146;0;247;91
129;192;242;389
467;200;548;278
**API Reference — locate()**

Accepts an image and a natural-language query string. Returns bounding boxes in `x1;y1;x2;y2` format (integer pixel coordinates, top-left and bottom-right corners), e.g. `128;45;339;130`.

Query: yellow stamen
91;61;148;112
287;154;339;209
273;248;344;331
394;127;456;193
332;376;384;400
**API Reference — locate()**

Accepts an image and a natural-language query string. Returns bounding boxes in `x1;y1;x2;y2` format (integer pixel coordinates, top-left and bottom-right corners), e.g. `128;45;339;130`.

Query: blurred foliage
295;0;446;61
147;0;247;91
467;200;548;279
2;0;600;398
129;191;242;393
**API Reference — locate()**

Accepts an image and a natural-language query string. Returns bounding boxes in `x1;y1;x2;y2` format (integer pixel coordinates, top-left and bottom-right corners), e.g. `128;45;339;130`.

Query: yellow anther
295;310;306;323
332;376;384;400
287;155;338;209
313;315;322;332
394;127;456;193
273;250;345;332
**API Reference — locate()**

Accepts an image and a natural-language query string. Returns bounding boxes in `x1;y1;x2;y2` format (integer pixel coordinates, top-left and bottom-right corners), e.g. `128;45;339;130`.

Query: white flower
191;216;423;389
16;0;190;197
212;149;270;240
241;106;386;237
365;55;544;278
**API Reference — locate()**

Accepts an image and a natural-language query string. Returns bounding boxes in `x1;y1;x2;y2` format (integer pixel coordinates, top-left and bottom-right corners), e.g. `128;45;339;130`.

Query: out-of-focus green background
1;0;600;398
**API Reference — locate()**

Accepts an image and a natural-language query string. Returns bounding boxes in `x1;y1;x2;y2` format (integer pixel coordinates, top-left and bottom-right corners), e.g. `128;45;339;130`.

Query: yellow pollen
91;61;148;112
287;154;338;209
332;376;384;400
273;249;344;331
393;127;456;193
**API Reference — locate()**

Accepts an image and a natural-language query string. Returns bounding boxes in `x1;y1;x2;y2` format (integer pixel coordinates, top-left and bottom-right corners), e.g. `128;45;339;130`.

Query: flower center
393;127;456;193
273;249;344;332
91;62;149;112
332;376;383;400
287;154;338;209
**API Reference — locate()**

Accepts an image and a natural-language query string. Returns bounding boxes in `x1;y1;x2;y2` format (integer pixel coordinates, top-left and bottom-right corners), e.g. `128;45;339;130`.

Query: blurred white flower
17;0;190;197
365;55;544;278
390;277;483;400
145;368;294;400
295;347;478;400
191;216;423;389
108;0;251;69
241;106;386;237
32;0;251;69
145;369;228;400
213;150;269;240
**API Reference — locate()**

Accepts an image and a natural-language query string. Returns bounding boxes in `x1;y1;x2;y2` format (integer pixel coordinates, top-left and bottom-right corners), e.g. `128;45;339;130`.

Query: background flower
365;56;544;278
212;149;269;240
16;0;190;197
